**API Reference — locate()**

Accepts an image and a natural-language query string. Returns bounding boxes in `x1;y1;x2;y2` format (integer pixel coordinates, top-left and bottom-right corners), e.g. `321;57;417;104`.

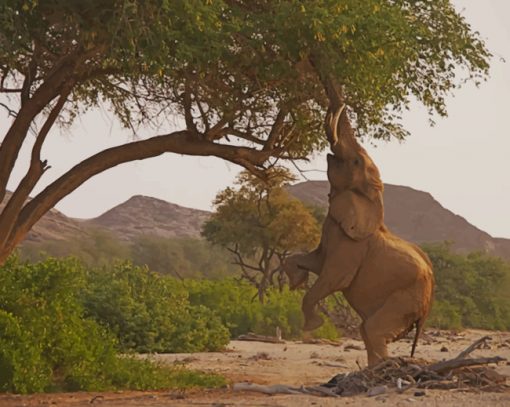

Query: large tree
0;0;490;263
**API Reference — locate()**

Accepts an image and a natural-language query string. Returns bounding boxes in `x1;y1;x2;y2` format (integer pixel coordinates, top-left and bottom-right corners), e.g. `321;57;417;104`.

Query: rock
414;391;426;397
440;346;449;352
367;385;388;397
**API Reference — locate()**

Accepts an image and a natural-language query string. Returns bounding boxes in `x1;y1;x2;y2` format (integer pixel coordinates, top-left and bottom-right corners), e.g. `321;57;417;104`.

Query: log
302;338;343;347
233;383;302;395
237;332;285;344
455;335;491;359
427;356;506;375
232;382;338;397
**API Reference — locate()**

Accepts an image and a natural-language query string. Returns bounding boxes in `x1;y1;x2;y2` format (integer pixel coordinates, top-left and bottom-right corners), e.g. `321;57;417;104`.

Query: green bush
423;243;510;330
21;235;238;279
0;257;226;393
186;279;339;340
82;262;230;353
427;300;463;330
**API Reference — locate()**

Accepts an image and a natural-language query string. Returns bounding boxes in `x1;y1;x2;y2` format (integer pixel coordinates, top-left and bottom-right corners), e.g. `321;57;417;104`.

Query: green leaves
0;256;229;392
83;262;230;353
424;243;510;330
1;0;490;150
203;168;321;258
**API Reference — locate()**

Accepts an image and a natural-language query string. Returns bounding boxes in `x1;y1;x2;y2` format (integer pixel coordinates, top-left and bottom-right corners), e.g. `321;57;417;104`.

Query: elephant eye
353;158;360;165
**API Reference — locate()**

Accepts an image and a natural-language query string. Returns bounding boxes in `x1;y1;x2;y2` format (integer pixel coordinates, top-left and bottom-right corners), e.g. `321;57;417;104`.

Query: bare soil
1;329;509;406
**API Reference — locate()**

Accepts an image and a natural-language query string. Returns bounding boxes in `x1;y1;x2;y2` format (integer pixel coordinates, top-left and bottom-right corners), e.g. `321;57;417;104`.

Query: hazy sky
4;0;510;238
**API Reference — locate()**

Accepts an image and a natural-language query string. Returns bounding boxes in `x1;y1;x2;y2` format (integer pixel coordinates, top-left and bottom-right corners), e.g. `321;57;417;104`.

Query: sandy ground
1;329;509;406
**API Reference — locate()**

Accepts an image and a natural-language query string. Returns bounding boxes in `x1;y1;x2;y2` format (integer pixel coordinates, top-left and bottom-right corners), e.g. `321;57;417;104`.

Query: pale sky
3;0;510;238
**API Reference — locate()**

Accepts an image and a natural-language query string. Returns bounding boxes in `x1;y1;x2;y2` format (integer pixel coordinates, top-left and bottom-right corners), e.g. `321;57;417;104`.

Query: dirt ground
1;329;509;406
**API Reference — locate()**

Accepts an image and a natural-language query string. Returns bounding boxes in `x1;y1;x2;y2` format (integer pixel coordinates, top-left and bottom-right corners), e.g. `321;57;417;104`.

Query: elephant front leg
302;242;363;331
283;250;321;290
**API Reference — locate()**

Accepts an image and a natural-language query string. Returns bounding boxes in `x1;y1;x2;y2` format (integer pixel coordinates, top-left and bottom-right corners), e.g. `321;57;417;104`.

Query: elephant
284;103;434;367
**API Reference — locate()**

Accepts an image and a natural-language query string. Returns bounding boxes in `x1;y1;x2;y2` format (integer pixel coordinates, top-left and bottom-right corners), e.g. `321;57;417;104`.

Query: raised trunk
319;73;359;160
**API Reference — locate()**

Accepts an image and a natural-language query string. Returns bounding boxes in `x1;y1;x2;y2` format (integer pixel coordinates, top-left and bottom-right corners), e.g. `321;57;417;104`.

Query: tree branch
2;131;274;257
0;87;71;248
0;88;22;93
21;54;38;105
182;89;199;136
0;55;79;204
263;108;288;151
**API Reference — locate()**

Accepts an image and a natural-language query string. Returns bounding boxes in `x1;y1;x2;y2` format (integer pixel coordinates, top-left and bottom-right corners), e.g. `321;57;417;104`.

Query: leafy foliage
20;235;237;279
0;0;490;140
424;243;510;330
185;278;339;340
0;0;492;263
0;256;225;393
82;262;230;353
129;236;237;279
203;168;321;297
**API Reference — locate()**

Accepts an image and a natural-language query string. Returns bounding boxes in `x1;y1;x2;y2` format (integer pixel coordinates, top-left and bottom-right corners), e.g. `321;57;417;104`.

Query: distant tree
423;242;510;330
0;1;490;263
129;236;238;279
202;168;320;300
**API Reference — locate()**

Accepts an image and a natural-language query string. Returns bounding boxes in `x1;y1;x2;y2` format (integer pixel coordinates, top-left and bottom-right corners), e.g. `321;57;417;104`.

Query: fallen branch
455;335;491;360
232;382;337;397
302;338;343;347
427;356;506;375
237;332;285;344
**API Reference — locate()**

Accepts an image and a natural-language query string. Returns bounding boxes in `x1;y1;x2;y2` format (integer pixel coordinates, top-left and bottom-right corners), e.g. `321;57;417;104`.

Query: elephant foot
303;313;324;331
288;268;309;290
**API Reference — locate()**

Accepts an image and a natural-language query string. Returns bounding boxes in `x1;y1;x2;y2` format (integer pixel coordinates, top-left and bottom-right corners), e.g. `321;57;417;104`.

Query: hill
288;181;510;259
0;191;88;243
84;195;210;241
5;183;510;260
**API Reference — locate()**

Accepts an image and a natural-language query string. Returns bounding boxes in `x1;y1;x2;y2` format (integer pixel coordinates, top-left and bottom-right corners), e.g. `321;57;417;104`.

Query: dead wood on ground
233;336;508;398
237;332;285;344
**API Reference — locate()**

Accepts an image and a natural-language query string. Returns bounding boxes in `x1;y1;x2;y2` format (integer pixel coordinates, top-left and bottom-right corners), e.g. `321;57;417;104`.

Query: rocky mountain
0;192;87;243
288;181;510;259
6;183;510;260
84;195;211;241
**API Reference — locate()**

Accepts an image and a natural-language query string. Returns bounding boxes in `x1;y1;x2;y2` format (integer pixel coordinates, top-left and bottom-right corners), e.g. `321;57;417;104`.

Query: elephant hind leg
363;291;417;367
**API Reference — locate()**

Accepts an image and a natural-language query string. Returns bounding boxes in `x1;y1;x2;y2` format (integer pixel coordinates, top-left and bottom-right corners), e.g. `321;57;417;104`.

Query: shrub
186;279;340;340
0;257;226;393
82;262;230;353
423;243;510;330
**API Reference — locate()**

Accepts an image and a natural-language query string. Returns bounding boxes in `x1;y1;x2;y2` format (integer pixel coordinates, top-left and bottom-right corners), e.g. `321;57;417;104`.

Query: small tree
203;168;320;300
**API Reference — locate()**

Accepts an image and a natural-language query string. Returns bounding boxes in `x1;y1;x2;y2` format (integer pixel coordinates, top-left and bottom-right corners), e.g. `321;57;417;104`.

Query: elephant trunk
322;76;360;160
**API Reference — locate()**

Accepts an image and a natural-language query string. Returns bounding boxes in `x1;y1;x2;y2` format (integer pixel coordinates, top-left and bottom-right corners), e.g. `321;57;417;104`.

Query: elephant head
324;108;384;240
321;81;384;240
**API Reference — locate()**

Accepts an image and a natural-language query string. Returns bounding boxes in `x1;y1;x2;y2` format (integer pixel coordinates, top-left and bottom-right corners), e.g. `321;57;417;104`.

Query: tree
0;1;490;264
202;168;321;300
423;242;510;330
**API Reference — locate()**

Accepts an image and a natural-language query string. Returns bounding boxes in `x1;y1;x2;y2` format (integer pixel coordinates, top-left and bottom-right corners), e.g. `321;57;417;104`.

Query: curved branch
4;131;273;254
0;88;71;248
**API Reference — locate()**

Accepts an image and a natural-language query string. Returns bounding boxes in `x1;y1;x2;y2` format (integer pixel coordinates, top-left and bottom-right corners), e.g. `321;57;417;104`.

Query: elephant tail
410;318;424;358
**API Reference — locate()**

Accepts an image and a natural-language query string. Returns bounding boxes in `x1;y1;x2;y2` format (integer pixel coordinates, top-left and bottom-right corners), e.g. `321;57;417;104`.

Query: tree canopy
202;168;321;299
0;0;490;262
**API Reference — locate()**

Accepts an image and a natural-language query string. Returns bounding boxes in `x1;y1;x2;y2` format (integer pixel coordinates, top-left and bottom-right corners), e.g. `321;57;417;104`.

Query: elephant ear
329;190;383;241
